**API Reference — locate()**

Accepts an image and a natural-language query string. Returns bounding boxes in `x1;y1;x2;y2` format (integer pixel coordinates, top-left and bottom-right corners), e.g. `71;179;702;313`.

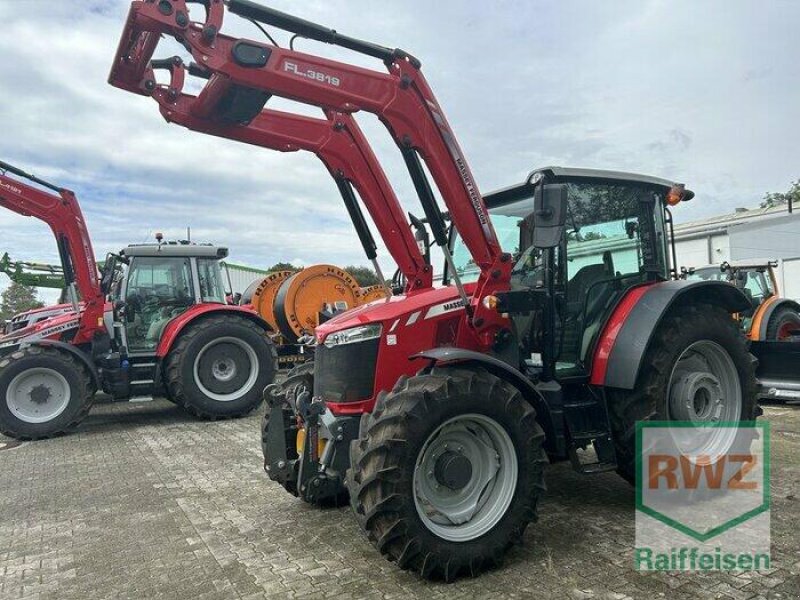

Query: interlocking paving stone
0;399;798;599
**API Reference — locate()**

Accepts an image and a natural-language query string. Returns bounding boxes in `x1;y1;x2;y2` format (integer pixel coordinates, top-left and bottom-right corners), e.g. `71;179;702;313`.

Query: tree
268;262;301;273
0;282;44;322
761;179;800;209
344;265;380;287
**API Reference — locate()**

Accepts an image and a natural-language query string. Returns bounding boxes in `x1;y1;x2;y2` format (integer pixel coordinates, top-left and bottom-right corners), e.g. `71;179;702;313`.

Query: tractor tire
765;305;800;341
260;361;314;496
608;303;758;485
0;346;94;440
165;315;277;419
347;366;547;582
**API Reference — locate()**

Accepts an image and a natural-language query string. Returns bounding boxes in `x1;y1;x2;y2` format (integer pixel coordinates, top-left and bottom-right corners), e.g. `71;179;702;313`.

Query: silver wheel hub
6;368;71;424
670;371;724;422
211;358;236;382
667;340;742;456
413;413;517;542
192;336;259;402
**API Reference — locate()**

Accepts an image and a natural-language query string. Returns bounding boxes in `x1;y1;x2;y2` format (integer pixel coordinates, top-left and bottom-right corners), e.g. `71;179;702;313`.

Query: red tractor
0;160;277;440
110;1;760;580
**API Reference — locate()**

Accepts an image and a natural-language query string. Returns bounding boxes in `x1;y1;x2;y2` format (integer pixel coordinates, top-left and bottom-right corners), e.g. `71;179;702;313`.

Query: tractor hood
3;303;80;336
0;308;81;350
315;284;476;342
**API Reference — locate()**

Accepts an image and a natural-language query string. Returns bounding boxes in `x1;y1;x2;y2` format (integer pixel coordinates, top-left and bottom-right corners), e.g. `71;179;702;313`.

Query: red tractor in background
110;1;761;581
0;160;277;440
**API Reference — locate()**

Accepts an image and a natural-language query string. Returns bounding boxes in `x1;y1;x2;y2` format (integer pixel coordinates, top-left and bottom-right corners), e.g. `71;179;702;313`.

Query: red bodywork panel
0;171;103;345
588;284;655;386
108;1;510;348
0;310;80;347
316;284;489;415
155;303;265;357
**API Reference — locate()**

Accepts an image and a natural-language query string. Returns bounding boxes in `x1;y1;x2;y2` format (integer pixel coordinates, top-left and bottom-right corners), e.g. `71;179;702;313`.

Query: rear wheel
609;304;758;485
0;346;94;440
348;367;547;581
165;316;277;419
766;305;800;341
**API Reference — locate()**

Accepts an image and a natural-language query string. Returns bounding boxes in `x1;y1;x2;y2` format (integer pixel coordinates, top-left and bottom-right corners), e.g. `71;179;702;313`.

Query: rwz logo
634;422;770;571
647;453;758;490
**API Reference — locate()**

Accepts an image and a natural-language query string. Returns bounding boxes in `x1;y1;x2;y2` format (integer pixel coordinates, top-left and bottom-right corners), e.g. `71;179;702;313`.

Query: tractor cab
451;167;689;379
686;260;777;314
107;241;230;353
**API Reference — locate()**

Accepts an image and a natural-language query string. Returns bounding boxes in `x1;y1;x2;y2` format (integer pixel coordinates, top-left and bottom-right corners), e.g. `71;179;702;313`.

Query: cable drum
239;278;263;306
273;265;362;342
245;270;294;332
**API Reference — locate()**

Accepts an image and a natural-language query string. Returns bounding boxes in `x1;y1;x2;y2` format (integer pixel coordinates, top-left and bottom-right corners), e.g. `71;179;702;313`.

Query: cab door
123;257;194;352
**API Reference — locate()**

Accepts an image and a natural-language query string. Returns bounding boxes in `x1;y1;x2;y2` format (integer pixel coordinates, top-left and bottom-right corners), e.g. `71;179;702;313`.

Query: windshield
451;211;525;283
687;266;726;282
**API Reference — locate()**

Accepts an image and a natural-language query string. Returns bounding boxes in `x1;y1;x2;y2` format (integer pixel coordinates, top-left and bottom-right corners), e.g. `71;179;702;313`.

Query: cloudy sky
0;1;798;303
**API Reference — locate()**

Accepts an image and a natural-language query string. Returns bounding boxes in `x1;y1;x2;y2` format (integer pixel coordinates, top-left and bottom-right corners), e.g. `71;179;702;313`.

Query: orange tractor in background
685;260;800;341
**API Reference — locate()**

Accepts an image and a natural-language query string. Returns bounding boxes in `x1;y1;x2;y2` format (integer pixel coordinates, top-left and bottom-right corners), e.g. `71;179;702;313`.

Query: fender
752;297;800;341
29;339;101;389
155;304;271;358
590;280;751;390
412;347;561;451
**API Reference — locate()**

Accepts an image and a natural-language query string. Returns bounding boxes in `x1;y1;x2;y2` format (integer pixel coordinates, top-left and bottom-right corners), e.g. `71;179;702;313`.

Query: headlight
323;324;382;348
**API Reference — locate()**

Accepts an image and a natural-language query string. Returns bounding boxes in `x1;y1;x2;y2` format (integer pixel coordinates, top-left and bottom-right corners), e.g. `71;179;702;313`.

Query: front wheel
166;316;277;419
609;303;758;485
347;366;547;581
0;346;94;440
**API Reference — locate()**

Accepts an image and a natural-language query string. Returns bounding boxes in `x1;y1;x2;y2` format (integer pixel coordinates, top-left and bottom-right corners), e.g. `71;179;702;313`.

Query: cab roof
483;166;692;208
120;242;228;259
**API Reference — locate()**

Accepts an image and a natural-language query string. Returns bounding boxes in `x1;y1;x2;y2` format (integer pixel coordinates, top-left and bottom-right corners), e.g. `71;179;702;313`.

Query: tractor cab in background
684;260;800;341
108;241;230;352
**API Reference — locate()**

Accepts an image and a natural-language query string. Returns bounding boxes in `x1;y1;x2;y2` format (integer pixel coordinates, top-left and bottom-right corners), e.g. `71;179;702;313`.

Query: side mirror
533;184;568;248
408;213;431;263
100;253;118;296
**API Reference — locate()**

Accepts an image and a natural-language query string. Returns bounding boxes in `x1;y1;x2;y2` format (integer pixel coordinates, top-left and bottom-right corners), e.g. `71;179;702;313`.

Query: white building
673;204;800;299
224;262;269;295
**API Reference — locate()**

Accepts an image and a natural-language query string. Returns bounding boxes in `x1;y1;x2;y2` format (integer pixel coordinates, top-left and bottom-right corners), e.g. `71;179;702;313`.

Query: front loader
109;1;761;580
0;160;277;439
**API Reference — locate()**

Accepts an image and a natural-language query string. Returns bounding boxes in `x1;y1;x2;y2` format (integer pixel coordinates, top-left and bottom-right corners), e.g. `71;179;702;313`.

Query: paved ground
0;399;798;600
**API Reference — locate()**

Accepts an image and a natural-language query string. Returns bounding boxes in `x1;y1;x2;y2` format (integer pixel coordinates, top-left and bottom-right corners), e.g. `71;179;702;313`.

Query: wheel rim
6;367;71;424
413;413;518;542
667;340;742;456
777;318;800;340
192;336;259;402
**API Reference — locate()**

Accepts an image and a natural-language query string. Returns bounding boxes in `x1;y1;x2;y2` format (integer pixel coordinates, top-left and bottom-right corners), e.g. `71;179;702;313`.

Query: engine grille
314;338;379;403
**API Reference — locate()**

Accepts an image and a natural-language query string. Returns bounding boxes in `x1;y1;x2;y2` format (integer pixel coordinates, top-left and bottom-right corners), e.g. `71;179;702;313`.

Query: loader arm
108;0;509;342
0;161;104;344
0;253;65;289
146;58;431;290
